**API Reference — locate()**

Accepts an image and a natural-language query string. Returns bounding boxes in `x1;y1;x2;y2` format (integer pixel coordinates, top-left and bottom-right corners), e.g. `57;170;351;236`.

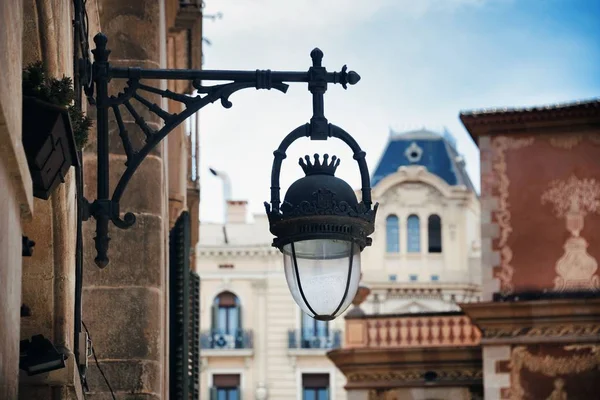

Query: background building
197;199;347;400
360;129;481;315
0;1;202;399
196;128;481;400
328;99;600;400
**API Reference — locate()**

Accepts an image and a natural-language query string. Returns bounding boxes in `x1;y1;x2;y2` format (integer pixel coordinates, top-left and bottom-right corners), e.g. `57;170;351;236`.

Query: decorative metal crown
299;154;340;176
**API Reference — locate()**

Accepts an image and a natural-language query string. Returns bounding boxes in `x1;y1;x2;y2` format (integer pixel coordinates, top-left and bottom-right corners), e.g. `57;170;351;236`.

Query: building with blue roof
371;129;475;191
359;128;481;316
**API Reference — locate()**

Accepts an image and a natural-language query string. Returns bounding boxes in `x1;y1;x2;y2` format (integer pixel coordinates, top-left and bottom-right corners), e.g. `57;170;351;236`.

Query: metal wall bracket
84;33;360;267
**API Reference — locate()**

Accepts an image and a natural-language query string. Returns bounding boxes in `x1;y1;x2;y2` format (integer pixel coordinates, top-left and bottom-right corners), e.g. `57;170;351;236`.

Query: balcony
200;329;253;357
288;330;342;356
345;312;481;349
327;312;483;390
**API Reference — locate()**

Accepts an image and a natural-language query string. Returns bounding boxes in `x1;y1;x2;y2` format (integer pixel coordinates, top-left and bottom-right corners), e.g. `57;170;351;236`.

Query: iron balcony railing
200;329;253;350
209;387;241;400
288;329;342;350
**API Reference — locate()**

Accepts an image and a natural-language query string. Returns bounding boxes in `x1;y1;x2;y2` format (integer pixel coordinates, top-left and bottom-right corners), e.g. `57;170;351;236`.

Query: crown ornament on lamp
299;154;341;176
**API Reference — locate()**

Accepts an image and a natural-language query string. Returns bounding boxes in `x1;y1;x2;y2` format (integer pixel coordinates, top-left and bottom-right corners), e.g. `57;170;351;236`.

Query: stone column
82;0;166;398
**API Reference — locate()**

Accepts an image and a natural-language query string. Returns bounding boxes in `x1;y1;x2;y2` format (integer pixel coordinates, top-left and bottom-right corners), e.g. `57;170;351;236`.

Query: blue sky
198;0;600;223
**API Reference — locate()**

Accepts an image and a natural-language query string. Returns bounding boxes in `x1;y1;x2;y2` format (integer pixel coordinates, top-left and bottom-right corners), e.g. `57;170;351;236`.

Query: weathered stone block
86;360;161;394
82;214;163;287
99;0;161;63
18;385;53;400
22;198;54;273
19;276;54;340
81;287;161;361
82;154;164;216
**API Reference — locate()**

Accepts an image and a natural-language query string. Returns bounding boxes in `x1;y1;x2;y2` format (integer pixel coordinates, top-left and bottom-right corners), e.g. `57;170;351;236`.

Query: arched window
428;214;442;253
386;215;400;253
407;215;421;253
212;291;241;335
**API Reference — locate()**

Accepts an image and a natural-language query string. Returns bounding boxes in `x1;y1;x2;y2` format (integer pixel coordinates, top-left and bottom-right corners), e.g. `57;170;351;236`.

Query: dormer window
405;142;423;163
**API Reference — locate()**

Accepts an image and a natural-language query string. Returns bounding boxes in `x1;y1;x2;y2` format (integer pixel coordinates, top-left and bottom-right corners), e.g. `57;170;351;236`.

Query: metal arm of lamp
81;33;361;268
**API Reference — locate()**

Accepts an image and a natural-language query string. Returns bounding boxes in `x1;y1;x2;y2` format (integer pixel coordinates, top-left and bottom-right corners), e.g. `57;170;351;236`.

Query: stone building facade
0;1;202;399
196;200;348;400
460;99;600;400
359;129;481;316
327;99;600;400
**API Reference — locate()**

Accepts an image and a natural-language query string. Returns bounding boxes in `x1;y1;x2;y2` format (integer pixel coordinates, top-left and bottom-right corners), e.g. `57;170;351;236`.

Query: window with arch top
407;214;421;253
428;214;442;253
212;291;241;335
385;214;400;253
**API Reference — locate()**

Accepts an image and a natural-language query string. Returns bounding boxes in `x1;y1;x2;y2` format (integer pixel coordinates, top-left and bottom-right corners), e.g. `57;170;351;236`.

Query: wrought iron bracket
83;32;361;268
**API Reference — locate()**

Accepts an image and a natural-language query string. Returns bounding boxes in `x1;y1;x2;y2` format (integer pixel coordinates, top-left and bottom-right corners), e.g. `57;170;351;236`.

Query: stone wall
18;0;88;398
0;0;30;398
82;0;168;399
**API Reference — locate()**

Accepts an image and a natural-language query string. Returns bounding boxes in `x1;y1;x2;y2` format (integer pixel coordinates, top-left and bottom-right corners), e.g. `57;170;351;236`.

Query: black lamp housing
265;124;378;321
262;48;377;321
267;151;376;251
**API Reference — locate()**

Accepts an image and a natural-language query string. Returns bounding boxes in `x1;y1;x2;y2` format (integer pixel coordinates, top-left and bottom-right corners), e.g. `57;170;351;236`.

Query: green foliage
22;61;92;149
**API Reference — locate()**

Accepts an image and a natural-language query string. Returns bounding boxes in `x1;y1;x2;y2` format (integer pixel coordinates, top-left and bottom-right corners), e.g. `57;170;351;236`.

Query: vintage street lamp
265;50;378;321
79;33;376;320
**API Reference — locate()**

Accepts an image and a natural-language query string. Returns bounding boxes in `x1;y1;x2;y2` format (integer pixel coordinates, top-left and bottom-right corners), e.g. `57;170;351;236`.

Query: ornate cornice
460;98;600;142
196;245;280;257
328;346;482;389
480;324;600;341
347;368;482;386
460;298;600;344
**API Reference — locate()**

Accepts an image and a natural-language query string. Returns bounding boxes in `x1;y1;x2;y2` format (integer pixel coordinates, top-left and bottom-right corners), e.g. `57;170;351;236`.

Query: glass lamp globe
283;238;361;320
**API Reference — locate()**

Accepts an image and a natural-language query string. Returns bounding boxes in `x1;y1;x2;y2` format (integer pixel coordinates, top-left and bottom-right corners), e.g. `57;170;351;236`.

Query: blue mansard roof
371;129;475;191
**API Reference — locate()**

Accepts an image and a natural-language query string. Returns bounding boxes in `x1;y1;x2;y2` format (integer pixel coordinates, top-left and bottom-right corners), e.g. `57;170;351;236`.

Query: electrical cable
82;321;117;400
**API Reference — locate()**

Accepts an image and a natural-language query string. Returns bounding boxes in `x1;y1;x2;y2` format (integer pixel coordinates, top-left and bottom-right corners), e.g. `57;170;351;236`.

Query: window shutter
211;302;219;333
302;373;330;388
189;271;200;399
169;211;191;400
213;374;241;387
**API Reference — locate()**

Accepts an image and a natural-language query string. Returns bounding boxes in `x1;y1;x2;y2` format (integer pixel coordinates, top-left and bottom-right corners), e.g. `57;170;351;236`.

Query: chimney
226;200;247;224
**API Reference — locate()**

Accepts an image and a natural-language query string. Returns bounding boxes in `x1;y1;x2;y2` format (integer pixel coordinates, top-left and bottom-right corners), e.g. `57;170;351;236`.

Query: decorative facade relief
548;133;600;148
384;183;444;209
548;135;583;149
491;136;535;294
541;175;600;291
510;345;600;400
